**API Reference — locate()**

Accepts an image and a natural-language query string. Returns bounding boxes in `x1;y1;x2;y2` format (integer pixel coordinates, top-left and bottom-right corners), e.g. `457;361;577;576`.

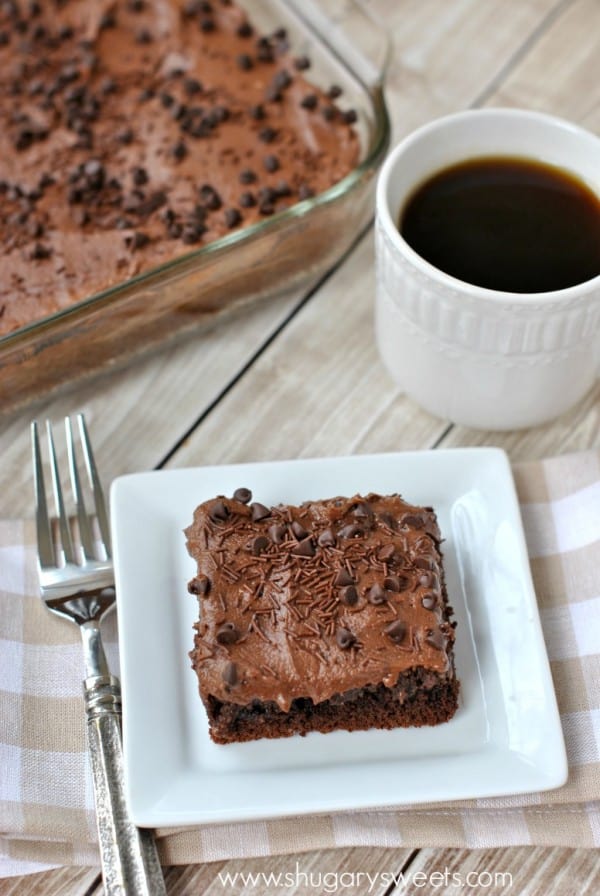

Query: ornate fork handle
84;672;166;896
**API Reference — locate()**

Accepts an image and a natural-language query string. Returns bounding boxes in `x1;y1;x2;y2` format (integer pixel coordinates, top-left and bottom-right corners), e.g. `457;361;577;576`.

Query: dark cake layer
205;670;460;745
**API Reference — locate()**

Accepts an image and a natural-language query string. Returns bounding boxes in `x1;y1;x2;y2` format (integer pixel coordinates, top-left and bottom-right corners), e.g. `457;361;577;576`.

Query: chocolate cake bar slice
185;490;459;744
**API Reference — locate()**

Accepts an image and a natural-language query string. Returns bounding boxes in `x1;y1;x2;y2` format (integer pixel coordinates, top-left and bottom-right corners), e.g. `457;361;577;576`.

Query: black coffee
399;156;600;293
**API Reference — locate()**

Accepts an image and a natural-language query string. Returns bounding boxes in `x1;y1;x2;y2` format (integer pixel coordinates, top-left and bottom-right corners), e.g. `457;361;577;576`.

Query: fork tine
46;420;77;565
65;416;96;560
78;414;112;558
31;421;56;569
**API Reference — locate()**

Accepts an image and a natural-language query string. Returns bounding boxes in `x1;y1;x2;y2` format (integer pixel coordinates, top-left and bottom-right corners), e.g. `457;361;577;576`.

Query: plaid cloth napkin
1;450;598;877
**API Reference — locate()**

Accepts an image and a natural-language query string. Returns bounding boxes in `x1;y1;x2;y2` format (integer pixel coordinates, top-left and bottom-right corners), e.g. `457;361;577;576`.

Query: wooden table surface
1;0;599;893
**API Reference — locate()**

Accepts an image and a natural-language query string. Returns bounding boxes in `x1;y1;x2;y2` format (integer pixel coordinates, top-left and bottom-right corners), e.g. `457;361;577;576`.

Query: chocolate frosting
0;0;359;336
186;492;456;712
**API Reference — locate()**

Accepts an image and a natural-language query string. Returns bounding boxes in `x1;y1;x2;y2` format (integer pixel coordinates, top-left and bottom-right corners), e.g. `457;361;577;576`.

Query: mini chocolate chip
233;487;252;504
377;544;396;562
132;167;148;187
336;627;356;649
368;583;387;605
172;139;188;161
342;109;358;124
274;180;291;197
136;27;153;44
297;184;314;200
300;94;318;110
117;128;134;144
188;574;210;595
198;183;222;210
322;106;336;121
258;126;277;143
334;568;354;586
384;620;406;644
273;69;292;90
294;55;310;70
269;523;287;544
239;168;257;184
353;502;372;519
291;520;308;540
128;0;146;10
338;524;362;539
250;502;270;521
414;556;435;570
258;201;275;216
222;661;238;686
100;11;116;29
318;529;336;548
385;574;410;592
426;629;446;650
125;230;150;249
422;594;438;610
181;222;205;244
237;53;253;70
239;191;256;208
223;207;241;228
400;512;424;528
341;585;358;606
327;84;343;99
216;621;240;645
209;499;229;522
30;242;52;260
249;104;266;120
256;43;274;63
237;21;253;38
252;535;269;556
184;78;202;95
199;17;215;32
291;537;315;558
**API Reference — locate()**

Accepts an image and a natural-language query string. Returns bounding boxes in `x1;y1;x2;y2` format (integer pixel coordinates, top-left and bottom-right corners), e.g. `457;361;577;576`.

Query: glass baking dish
0;0;390;412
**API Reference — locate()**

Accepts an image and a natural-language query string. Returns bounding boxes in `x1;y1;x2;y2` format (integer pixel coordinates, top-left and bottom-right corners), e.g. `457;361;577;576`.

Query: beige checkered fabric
1;451;598;876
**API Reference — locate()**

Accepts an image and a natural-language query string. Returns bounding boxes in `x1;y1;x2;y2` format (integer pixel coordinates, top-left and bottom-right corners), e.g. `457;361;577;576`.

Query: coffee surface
399;156;600;293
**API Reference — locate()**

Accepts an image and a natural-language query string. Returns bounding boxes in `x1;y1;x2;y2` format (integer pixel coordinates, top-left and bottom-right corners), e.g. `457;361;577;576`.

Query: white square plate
111;449;567;827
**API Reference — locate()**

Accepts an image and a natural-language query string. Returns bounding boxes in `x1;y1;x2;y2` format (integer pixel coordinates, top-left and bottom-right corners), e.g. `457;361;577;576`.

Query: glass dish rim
0;0;391;353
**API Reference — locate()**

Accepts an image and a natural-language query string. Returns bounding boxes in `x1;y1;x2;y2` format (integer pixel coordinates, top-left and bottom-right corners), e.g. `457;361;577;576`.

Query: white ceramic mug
375;108;600;430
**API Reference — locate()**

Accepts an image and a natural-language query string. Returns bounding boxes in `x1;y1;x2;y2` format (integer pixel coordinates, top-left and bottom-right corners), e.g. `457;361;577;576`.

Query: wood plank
393;847;600;895
436;383;600;460
169;232;449;468
491;0;600;130
0;867;98;896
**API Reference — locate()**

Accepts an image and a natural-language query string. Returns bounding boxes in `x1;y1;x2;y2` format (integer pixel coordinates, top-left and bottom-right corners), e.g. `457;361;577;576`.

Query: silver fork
32;415;166;896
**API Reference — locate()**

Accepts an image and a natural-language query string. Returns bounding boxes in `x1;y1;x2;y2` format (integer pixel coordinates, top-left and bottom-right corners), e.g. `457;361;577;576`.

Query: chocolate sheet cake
185;489;459;744
0;0;359;337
